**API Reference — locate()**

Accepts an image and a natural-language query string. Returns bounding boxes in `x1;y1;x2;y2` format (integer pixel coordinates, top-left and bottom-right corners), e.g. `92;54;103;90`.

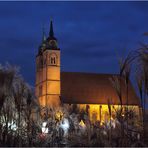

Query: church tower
35;20;61;108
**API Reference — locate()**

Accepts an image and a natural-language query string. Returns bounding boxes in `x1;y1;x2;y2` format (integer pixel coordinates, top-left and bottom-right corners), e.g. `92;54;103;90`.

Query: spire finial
49;18;54;37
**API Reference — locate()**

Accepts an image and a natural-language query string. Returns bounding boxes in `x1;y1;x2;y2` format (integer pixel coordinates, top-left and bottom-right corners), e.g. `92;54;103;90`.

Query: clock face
49;40;57;48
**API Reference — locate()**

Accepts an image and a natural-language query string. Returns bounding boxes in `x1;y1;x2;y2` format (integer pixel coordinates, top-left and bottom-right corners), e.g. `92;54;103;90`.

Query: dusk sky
0;1;148;86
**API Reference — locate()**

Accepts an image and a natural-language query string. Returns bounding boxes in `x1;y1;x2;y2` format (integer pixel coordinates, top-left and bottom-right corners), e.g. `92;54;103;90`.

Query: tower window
49;53;57;65
39;85;42;97
51;57;56;65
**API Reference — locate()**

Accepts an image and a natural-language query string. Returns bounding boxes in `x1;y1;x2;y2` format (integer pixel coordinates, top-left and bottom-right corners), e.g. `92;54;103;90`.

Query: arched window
51;57;56;64
49;53;57;65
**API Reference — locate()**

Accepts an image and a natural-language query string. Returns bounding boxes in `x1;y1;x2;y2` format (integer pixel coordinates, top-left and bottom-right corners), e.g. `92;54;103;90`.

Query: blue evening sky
0;1;148;86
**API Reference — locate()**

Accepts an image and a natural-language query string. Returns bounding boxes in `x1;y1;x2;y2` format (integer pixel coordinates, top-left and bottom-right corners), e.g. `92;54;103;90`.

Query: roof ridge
61;71;119;76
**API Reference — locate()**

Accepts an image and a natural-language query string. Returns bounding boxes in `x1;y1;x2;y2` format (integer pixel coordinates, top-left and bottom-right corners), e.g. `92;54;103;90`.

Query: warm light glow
100;121;104;126
55;111;63;120
79;104;140;123
47;81;60;94
47;66;60;80
36;51;61;108
79;120;86;128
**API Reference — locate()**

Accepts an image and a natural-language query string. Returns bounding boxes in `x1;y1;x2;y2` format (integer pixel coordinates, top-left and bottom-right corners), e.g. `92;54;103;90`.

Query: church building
35;20;140;122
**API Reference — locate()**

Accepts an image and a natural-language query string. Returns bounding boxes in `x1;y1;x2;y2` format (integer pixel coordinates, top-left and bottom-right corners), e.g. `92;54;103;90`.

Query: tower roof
49;19;54;37
37;19;59;56
47;19;57;41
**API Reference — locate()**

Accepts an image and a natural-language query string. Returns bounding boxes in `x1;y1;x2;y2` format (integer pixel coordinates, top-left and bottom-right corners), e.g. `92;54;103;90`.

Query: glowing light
55;111;63;120
42;122;48;134
59;118;69;135
42;122;47;127
8;121;17;131
2;121;17;131
79;120;86;128
42;127;48;134
79;104;139;123
100;122;104;126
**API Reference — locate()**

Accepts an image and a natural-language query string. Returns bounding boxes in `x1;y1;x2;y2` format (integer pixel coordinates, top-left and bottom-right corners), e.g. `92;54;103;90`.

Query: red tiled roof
61;72;140;105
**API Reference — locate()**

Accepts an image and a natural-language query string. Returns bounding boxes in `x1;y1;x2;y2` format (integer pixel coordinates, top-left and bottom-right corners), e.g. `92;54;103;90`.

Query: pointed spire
49;19;54;37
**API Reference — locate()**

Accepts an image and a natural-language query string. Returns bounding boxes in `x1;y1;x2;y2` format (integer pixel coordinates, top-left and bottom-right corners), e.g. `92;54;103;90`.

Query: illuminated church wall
79;104;140;123
36;50;61;108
